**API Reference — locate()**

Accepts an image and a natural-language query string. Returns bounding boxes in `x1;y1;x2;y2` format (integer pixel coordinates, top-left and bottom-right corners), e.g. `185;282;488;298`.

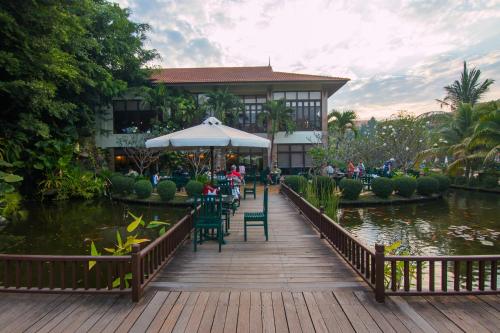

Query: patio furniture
193;194;224;252
361;175;373;190
244;186;269;241
243;178;257;199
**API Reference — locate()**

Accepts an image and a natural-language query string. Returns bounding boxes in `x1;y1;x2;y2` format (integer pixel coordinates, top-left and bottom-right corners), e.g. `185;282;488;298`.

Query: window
272;91;322;130
113;100;156;134
277;144;313;172
238;95;267;133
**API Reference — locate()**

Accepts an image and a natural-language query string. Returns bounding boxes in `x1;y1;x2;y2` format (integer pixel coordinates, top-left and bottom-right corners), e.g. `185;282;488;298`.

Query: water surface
339;190;500;255
0;199;187;255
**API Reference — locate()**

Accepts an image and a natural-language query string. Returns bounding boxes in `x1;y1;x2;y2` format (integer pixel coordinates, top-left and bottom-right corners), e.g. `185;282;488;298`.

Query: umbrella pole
210;146;214;184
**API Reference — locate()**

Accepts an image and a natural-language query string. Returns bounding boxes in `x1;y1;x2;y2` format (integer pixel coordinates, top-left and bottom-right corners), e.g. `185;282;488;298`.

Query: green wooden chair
193;194;224;252
244;186;268;241
243;178;257;199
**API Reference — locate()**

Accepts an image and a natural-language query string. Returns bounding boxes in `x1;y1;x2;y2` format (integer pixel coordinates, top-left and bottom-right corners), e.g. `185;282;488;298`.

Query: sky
115;0;500;119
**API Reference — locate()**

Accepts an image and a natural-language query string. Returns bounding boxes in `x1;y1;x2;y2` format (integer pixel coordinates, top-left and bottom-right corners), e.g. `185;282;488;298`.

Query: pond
339;190;500;256
0;199;188;255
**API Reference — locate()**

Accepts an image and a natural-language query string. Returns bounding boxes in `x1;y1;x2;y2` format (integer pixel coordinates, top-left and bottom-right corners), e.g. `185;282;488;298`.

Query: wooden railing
0;207;196;301
280;183;500;302
131;207;196;301
0;254;131;294
280;184;377;290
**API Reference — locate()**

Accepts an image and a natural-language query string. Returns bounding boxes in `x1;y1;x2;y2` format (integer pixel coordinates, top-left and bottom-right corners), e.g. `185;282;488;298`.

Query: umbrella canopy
145;117;270;149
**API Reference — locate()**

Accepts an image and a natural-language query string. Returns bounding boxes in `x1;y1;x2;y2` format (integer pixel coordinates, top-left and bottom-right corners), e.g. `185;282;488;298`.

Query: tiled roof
150;66;349;84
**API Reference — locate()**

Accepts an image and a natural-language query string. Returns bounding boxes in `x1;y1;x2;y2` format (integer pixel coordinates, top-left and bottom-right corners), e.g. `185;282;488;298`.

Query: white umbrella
145;117;270;181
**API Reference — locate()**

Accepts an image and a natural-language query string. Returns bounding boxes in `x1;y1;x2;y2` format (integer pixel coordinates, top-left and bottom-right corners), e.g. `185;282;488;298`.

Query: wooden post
375;244;385;303
131;244;141;302
319;206;325;239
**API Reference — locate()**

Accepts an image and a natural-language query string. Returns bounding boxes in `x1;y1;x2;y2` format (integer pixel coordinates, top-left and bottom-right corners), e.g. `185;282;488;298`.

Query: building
95;66;349;174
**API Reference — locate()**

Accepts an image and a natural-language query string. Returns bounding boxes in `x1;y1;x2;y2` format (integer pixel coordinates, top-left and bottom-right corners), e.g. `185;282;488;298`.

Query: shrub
110;175;135;195
454;176;467;185
430;174;450;192
482;175;498;189
185;180;203;197
312;176;335;195
339;179;363;200
285;175;307;193
134;180;153;199
416;176;438;196
157;180;176;201
370;177;393;198
468;177;481;187
392;176;416;198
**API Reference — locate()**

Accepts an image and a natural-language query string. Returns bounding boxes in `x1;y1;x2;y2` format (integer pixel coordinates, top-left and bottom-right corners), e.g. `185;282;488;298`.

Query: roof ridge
273;70;350;80
158;66;273;70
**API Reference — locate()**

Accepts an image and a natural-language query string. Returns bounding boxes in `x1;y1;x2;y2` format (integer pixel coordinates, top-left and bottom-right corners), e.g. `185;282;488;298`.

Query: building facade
95;66;349;174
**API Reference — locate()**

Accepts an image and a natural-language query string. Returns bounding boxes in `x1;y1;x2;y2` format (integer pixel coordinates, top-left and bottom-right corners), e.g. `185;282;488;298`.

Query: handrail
280;184;377;290
130;206;197;301
0;207;197;301
280;183;500;302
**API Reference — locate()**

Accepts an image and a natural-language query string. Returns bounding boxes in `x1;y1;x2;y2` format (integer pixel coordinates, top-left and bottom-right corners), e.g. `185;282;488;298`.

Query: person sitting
227;165;242;198
203;183;218;195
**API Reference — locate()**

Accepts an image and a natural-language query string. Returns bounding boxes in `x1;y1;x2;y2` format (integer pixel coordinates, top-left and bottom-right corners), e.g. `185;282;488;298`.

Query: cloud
114;0;500;118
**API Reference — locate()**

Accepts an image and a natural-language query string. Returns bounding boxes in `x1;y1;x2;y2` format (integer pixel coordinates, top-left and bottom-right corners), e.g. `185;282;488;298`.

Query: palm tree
467;101;500;166
205;88;243;126
327;110;357;149
257;99;295;166
437;61;495;110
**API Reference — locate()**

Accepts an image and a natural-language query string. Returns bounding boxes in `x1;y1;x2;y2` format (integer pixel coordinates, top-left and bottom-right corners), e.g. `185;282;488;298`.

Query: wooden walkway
1;188;499;332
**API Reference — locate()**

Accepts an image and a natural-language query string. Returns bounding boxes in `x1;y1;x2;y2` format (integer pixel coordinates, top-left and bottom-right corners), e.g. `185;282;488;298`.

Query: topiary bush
134;179;153;199
110;175;135;195
416;176;439;196
430;174;450;192
312;176;335;195
339;178;363;200
392;176;417;198
468;177;481;187
285;175;307;193
157;180;176;201
185;180;203;197
454;176;467;185
482;175;498;189
371;177;393;198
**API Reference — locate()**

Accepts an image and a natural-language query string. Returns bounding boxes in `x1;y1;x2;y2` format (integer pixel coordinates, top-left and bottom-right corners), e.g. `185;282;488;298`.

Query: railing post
319;206;325;239
375;244;385;303
131;244;141;302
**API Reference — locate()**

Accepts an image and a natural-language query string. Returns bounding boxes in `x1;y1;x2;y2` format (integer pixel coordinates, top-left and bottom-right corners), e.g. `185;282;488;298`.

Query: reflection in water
339;191;500;255
0;199;187;255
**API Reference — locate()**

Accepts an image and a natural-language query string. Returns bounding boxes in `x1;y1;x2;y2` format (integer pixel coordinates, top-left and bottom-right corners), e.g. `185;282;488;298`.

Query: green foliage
430;174;450;192
38;166;105;200
0;0;157;193
383;241;419;290
185;180;203;197
110;175;135;195
371;177;394;198
90;211;169;286
284;175;307;193
339;179;363;200
312;176;335;195
195;174;210;185
204;88;244;126
468;177;481;187
157;180;176;201
392;176;417;198
134;180;153;199
454;176;468;185
416;176;439;196
301;181;340;219
481;175;498;188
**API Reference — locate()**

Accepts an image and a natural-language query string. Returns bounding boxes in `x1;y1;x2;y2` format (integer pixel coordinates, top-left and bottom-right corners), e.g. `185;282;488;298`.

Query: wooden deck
1;188;499;332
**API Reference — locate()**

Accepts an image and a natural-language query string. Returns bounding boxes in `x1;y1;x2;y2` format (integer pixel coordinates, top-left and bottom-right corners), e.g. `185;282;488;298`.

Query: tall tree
0;0;157;187
437;61;495;110
258;99;295;167
205;88;243;126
